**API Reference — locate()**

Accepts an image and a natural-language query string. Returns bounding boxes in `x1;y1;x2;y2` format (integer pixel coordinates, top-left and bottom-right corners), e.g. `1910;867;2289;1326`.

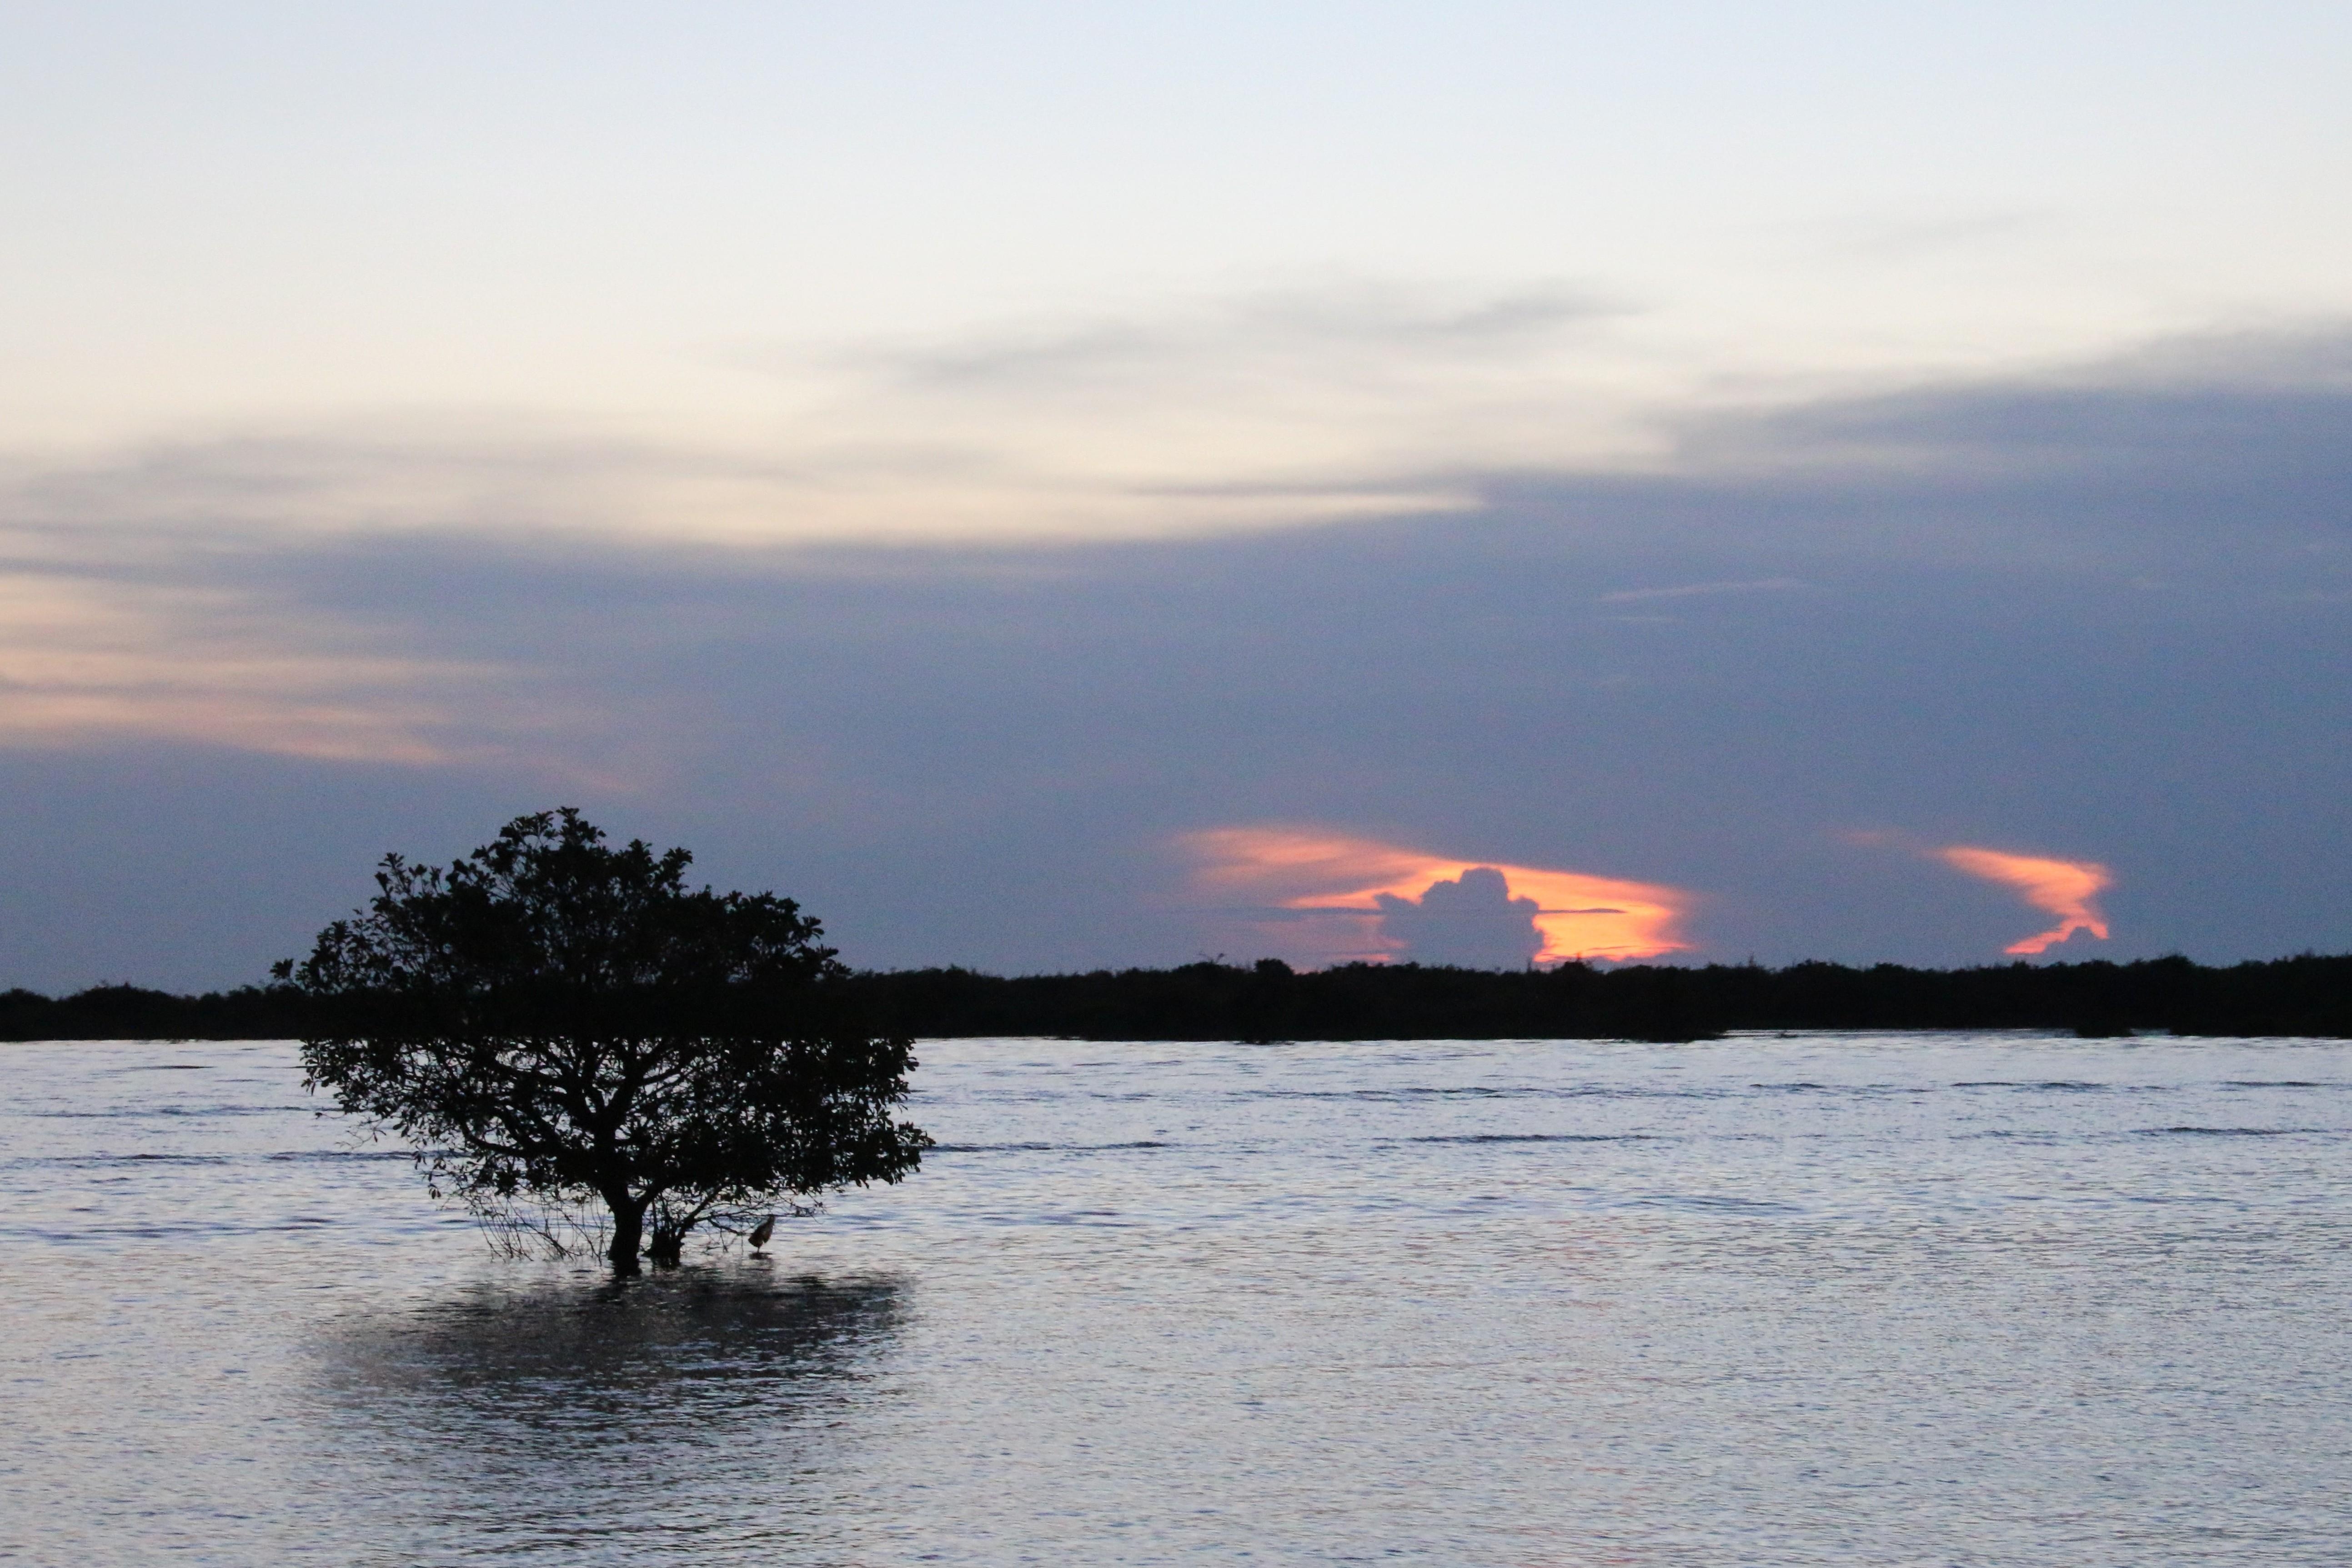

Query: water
5;1033;2352;1565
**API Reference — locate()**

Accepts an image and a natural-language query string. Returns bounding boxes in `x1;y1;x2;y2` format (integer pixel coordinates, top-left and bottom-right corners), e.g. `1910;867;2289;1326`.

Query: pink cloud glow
1180;826;1695;965
1934;845;2113;955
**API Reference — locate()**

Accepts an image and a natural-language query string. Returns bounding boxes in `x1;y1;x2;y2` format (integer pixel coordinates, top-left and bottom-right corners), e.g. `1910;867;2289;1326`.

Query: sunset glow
1182;827;1695;965
1935;846;2113;955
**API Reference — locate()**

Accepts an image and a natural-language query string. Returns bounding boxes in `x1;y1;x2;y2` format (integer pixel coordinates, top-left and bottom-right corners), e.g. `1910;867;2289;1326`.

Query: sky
3;2;2349;989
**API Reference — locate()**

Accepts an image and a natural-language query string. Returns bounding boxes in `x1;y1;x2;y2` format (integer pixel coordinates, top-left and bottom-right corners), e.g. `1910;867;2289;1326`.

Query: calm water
5;1033;2352;1565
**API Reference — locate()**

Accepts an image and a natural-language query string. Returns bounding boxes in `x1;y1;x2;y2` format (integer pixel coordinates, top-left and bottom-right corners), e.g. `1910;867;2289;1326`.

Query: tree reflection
308;1268;903;1560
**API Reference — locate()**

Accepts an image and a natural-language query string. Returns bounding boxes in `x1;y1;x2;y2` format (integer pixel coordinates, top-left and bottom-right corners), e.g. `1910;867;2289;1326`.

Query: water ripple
7;1033;2352;1565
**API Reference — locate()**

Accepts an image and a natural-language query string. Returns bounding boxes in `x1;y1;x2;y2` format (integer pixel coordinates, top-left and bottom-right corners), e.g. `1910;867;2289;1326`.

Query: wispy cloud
741;277;1670;534
1934;845;2113;955
1181;826;1695;966
1675;323;2352;486
1790;209;2054;264
850;280;1624;390
0;552;513;765
1599;577;1808;604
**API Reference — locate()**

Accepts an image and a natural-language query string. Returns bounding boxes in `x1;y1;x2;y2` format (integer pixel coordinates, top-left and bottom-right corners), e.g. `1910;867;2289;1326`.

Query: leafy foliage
281;809;930;1269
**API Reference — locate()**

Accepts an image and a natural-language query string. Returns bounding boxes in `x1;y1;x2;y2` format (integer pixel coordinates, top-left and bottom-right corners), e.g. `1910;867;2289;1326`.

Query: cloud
739;276;1665;534
1598;577;1809;604
1180;827;1695;967
3;321;2352;985
1673;323;2352;489
852;279;1623;390
0;498;638;769
1792;209;2055;264
12;320;2347;648
1374;867;1543;969
1933;846;2113;956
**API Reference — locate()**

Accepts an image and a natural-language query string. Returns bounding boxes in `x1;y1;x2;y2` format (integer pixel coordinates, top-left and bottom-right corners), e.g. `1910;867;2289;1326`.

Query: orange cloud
1181;826;1695;965
1935;845;2112;955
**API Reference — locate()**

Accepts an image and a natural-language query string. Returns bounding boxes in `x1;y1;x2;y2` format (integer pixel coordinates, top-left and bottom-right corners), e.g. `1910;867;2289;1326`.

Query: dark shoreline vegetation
6;953;2349;1043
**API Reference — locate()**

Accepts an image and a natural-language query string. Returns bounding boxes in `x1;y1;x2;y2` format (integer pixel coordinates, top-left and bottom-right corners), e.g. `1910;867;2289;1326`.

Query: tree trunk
607;1194;646;1275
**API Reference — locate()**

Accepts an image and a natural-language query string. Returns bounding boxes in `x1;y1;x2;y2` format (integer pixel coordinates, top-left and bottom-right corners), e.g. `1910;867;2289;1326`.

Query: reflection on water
9;1033;2352;1564
327;1270;900;1421
308;1272;902;1563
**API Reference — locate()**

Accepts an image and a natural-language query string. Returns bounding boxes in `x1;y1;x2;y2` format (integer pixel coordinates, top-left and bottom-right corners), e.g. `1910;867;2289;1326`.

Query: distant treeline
8;953;2349;1042
845;955;2352;1041
0;984;307;1043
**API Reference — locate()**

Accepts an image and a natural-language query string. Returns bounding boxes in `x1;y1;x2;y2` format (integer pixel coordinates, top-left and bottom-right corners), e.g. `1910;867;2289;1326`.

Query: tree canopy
280;808;930;1272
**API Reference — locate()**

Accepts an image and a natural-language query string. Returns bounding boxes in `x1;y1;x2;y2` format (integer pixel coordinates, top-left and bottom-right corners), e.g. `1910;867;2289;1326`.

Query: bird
747;1215;775;1251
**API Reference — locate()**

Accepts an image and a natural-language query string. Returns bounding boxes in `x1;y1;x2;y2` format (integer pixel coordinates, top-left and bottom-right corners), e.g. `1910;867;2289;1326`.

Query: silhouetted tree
279;809;930;1273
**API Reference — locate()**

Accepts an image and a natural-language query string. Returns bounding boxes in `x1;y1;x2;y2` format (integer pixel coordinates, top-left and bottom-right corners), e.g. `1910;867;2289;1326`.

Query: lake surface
5;1033;2352;1565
